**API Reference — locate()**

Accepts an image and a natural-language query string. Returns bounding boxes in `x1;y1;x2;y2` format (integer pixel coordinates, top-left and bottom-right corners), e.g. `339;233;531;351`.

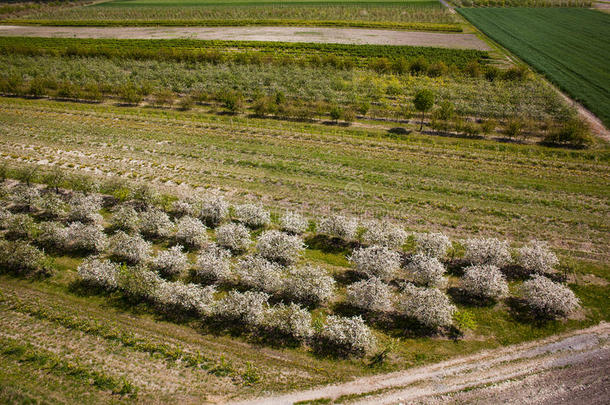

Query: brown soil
235;322;610;405
0;25;491;50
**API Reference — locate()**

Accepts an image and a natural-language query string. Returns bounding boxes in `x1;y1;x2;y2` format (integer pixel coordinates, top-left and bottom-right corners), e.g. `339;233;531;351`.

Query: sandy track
0;25;491;50
235;322;609;405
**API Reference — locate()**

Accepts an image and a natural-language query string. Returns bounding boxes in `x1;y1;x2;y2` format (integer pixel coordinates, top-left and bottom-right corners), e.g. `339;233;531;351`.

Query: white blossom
108;231;151;264
256;230;305;265
175;216;208;249
36;221;68;250
406;254;447;288
117;265;162;300
5;213;36;239
214;290;269;326
346;277;393;312
38;193;67;220
194;193;229;226
234;203;270;228
111;205;140;233
0;240;49;275
280;211;309;235
215;222;251;252
318;215;358;240
396;284;456;329
10;184;40;212
140;208;173;239
414;232;452;259
517;240;559;276
236;255;283;294
150;245;189;277
463;237;512;267
152;280;216;316
65;221;107;253
349;245;401;281
68;192;103;224
194;244;232;283
521;275;579;318
461;265;509;301
77;258;119;289
0;207;11;229
282;265;335;306
263;303;314;341
171;199;193;218
318;315;376;356
362;220;408;249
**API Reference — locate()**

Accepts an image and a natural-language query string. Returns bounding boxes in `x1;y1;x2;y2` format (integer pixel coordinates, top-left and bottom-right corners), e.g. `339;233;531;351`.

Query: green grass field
458;8;610;128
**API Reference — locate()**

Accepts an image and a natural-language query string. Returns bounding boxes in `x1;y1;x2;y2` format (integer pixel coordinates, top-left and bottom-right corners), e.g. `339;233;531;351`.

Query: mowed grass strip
457;8;610;127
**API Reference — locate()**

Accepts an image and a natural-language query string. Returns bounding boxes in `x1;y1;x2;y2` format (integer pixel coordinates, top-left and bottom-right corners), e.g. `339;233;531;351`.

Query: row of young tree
0;177;580;356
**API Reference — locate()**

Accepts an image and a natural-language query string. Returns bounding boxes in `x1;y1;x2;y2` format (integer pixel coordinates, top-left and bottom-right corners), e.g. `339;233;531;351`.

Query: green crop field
6;0;460;28
458;8;610;128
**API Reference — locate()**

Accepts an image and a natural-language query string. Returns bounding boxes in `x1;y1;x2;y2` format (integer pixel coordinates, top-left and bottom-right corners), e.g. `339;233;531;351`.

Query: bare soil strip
236;322;609;405
0;25;491;50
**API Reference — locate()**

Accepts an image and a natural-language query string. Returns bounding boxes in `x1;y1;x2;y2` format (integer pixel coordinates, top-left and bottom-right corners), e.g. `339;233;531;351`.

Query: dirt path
0;25;491;50
235;322;609;405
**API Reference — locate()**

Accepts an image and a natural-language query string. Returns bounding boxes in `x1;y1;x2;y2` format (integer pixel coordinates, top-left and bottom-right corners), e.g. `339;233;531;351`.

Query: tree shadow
304;234;358;254
333;269;366;285
505;296;553;326
445;259;469;277
447;286;497;307
383;316;441;339
500;264;531;281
